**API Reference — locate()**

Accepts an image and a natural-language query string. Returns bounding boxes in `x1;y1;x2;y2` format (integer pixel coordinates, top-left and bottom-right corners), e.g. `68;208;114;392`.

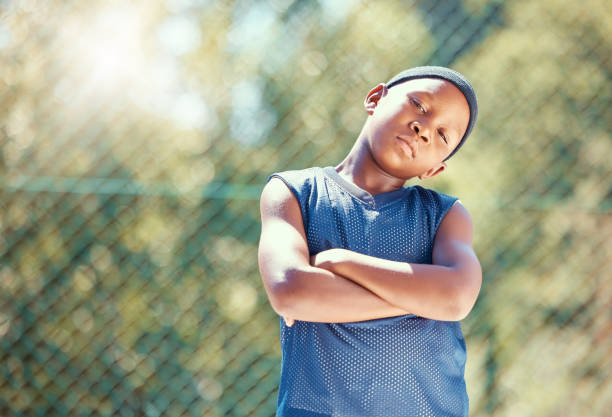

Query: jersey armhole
266;173;309;232
433;197;461;242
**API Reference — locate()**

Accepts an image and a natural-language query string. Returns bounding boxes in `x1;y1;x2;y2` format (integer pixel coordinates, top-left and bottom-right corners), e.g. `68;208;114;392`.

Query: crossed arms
257;177;482;323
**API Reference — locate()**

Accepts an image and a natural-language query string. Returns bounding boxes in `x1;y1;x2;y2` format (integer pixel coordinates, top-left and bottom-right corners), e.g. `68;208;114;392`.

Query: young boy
258;66;482;417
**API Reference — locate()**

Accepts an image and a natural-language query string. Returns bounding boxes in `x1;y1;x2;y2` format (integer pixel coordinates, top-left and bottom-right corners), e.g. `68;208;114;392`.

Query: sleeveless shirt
267;166;468;417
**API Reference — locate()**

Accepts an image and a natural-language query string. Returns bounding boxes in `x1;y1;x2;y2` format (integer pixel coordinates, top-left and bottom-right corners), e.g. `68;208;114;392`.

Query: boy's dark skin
258;77;482;326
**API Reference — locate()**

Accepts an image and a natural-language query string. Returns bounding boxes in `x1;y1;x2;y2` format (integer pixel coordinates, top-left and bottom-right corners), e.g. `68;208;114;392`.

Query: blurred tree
0;0;609;416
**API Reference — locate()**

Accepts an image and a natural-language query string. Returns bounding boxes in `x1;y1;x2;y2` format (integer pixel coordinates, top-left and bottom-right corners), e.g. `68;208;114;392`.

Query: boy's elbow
448;300;475;322
450;267;482;321
444;294;475;322
266;267;308;316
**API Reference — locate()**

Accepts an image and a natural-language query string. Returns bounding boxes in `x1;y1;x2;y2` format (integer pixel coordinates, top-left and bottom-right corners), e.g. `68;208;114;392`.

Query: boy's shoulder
410;183;456;199
264;166;322;203
267;166;319;178
265;166;321;186
408;184;459;210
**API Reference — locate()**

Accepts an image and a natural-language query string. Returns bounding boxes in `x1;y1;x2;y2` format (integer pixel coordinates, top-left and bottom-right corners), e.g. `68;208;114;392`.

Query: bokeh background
1;0;610;415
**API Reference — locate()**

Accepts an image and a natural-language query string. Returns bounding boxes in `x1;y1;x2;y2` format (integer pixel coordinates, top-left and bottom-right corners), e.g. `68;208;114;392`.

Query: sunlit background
0;0;610;415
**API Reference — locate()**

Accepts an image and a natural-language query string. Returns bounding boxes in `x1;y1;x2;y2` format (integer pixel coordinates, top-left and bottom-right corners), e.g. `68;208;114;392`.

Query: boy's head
386;66;478;162
362;66;478;180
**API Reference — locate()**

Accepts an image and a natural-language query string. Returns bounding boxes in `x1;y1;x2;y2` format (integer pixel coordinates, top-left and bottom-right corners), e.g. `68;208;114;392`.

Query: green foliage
1;0;610;416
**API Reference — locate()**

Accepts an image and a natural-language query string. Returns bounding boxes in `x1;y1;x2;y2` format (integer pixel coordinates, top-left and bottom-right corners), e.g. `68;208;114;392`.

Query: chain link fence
1;0;610;415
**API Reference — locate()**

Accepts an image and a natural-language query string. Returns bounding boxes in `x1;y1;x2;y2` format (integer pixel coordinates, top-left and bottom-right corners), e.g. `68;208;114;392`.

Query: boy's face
363;78;470;180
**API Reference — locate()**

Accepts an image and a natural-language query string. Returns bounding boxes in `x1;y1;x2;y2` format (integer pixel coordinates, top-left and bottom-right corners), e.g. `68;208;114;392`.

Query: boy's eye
410;98;426;113
439;131;448;144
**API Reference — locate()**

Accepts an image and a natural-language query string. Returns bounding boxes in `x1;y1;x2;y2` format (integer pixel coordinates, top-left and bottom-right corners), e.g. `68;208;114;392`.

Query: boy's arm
258;177;410;324
312;201;482;321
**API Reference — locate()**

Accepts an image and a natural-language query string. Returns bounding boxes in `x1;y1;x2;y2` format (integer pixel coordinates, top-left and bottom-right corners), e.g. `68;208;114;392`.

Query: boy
258;66;482;417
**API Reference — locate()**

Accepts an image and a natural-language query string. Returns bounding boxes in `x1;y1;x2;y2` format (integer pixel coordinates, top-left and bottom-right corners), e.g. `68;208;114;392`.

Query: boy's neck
335;135;408;196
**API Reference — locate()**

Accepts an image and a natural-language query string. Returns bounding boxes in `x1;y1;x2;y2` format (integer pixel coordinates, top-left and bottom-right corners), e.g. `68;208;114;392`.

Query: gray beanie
386;66;478;161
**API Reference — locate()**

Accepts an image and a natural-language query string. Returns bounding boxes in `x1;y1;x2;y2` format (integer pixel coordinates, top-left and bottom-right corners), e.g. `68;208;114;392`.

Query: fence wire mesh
0;0;611;416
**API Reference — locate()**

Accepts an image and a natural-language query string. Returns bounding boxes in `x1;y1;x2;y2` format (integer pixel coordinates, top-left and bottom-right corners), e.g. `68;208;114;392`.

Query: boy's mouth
396;136;417;159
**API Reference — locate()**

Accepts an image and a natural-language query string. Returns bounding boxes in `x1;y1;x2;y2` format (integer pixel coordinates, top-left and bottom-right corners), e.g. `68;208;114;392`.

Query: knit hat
386;66;478;161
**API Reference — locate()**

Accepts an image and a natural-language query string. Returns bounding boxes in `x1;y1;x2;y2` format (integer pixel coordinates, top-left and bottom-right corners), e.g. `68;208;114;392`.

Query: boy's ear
418;162;447;180
364;83;387;115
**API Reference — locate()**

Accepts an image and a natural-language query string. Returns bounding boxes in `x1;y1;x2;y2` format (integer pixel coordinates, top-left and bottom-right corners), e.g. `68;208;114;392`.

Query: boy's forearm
314;248;480;321
277;265;410;323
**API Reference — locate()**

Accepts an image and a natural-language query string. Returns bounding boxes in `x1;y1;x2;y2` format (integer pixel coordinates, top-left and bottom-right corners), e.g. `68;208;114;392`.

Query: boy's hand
310;248;343;271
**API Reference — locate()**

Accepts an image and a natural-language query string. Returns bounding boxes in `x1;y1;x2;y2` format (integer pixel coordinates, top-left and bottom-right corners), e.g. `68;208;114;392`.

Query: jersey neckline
322;166;409;207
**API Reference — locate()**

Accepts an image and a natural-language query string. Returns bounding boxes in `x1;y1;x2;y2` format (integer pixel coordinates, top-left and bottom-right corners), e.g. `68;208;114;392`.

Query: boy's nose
410;121;430;144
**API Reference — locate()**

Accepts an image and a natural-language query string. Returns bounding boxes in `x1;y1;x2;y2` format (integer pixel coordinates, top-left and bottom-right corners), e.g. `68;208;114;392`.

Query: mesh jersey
267;166;468;417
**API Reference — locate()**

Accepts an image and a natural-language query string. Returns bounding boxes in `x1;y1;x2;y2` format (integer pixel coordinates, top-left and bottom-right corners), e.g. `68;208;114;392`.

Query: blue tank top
267;166;468;417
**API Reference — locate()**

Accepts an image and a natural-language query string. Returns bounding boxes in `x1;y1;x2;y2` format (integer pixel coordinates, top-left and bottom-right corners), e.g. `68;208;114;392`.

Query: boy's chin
381;164;422;181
